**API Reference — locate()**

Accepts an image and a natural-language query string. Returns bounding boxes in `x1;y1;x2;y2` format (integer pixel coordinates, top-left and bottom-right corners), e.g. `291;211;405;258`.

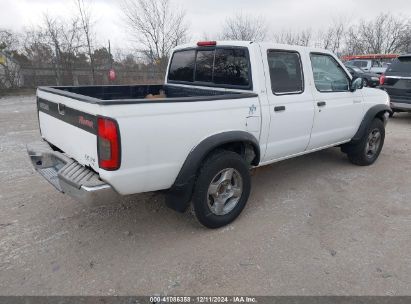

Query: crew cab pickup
28;41;391;228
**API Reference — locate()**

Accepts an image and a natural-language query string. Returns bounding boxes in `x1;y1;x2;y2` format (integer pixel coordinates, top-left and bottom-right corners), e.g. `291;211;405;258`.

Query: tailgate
37;90;100;172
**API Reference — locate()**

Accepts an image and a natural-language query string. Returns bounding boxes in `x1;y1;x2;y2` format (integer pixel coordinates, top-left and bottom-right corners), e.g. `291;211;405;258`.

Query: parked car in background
345;59;387;75
380;54;411;116
345;65;380;87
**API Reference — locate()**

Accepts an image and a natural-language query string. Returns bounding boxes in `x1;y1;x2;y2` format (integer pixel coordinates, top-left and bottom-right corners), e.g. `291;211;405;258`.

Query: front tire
192;151;251;229
347;118;385;166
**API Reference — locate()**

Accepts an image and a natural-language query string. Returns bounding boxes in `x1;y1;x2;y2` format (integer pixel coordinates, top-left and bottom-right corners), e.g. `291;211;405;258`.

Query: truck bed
38;84;257;105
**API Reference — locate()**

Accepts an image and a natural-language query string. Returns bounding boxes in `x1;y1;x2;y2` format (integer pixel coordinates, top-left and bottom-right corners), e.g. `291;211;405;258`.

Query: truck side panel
98;96;261;195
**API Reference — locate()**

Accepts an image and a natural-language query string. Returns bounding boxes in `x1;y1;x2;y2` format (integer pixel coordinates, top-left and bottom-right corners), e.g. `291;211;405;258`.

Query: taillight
97;117;121;171
197;41;217;47
379;74;386;86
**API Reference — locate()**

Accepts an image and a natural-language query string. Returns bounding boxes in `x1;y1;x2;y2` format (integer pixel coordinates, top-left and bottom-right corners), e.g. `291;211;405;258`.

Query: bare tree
273;29;313;46
75;0;96;84
0;56;21;89
317;21;345;54
0;29;20;51
345;13;410;55
407;21;411;53
0;29;21;89
42;14;84;85
0;29;22;89
22;28;53;67
220;13;267;41
121;0;188;69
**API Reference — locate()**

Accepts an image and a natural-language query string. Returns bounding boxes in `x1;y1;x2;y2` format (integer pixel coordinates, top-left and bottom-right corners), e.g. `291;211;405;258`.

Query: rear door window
267;50;304;94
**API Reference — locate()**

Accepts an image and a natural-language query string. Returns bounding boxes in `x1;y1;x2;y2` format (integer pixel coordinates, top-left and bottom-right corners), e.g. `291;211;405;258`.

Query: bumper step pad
27;141;119;204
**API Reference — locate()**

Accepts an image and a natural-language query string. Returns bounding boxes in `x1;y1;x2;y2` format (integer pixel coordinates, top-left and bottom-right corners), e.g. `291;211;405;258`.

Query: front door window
310;53;350;92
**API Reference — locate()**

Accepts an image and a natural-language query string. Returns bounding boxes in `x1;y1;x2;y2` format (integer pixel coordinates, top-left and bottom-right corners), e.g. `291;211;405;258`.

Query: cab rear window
195;50;214;82
168;47;251;89
167;50;196;82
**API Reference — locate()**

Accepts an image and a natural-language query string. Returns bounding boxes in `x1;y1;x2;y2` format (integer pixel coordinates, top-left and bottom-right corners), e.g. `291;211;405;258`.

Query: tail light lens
379;74;386;86
97;117;121;170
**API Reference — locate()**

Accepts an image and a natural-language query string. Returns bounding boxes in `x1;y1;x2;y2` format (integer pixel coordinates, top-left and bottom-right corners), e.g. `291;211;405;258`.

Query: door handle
317;101;326;107
274;106;286;112
353;99;362;104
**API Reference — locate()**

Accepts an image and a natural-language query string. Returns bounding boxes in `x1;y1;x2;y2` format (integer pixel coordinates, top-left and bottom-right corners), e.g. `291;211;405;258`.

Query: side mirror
350;77;363;92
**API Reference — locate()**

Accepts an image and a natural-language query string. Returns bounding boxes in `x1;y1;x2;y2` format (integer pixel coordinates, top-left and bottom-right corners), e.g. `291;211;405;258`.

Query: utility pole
108;40;116;83
108;40;113;68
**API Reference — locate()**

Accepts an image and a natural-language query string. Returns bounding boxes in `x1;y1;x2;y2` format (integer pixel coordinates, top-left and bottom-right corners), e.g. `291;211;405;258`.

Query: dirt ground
1;94;411;296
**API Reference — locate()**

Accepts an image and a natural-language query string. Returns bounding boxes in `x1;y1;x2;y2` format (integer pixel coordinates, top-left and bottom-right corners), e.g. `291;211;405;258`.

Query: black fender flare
350;104;391;144
165;131;260;212
340;104;392;153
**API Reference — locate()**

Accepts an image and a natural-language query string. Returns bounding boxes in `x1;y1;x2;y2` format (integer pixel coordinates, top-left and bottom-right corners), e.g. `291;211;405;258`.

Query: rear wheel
362;78;368;87
347;118;385;166
192;151;251;229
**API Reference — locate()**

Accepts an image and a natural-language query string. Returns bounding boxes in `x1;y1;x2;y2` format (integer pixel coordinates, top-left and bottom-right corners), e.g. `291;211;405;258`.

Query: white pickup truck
28;41;391;228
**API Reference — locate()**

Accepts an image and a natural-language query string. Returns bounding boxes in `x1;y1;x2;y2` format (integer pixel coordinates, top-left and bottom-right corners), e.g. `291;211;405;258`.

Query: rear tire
362;78;368;87
192;150;251;229
347;118;385;166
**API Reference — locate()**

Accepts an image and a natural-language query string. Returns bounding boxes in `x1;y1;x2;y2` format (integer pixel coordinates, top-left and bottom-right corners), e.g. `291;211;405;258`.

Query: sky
1;0;410;52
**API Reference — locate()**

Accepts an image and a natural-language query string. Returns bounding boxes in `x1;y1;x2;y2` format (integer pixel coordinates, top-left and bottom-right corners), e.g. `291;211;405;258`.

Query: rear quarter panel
99;96;261;195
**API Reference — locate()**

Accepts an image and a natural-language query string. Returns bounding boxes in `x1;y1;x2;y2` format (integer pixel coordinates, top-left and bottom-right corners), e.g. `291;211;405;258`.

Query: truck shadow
81;146;349;233
16;144;385;278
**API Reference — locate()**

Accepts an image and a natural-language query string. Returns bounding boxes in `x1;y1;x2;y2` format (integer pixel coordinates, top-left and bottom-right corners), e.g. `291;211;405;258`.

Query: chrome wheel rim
207;168;243;216
365;128;382;158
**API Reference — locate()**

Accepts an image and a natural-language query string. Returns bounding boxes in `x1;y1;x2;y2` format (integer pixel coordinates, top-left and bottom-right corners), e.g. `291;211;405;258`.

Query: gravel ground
0;94;411;296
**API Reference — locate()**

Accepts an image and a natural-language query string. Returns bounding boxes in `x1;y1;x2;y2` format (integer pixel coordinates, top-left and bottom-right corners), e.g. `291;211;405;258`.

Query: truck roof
173;40;332;54
174;40;253;50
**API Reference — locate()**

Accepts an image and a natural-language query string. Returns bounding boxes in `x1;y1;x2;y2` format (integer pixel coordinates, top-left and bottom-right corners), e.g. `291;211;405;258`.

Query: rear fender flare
165;131;260;212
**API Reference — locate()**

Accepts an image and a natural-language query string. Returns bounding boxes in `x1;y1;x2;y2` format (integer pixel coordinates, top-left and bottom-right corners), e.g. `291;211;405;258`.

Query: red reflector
197;41;217;47
97;117;121;171
379;74;385;86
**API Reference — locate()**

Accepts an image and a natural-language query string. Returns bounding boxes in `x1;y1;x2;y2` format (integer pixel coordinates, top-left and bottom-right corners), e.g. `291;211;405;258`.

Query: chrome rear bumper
27;141;119;204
